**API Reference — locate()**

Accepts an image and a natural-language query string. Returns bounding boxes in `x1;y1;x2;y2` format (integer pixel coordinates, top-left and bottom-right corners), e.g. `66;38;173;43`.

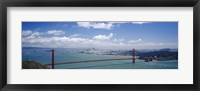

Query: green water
22;48;178;69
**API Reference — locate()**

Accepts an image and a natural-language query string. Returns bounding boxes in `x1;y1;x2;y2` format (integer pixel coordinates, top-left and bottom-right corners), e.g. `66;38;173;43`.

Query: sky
22;22;178;49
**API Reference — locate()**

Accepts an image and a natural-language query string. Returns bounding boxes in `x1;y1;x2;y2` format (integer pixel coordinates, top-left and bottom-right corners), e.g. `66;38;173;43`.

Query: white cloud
22;35;177;49
158;43;164;45
77;22;91;29
131;22;150;25
77;22;114;30
22;30;177;49
136;42;177;46
23;36;118;48
113;38;124;42
22;30;44;39
109;22;127;24
47;30;65;35
22;30;32;37
118;38;124;42
93;33;113;40
23;36;88;44
32;32;43;36
128;39;142;43
77;22;152;30
69;34;80;38
23;30;65;37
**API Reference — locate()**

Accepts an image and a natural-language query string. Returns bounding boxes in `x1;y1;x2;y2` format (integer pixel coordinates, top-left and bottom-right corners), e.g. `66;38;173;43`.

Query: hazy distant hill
115;48;178;61
136;49;178;57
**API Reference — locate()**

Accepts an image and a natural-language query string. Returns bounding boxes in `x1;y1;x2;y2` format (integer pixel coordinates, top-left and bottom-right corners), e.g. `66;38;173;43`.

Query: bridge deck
45;57;134;66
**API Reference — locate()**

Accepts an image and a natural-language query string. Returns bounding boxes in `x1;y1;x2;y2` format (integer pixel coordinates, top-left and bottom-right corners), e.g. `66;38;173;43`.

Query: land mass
22;61;49;69
79;48;178;61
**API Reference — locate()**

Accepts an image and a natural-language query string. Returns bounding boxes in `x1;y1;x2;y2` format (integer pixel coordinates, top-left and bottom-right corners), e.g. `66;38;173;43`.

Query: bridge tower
52;49;54;69
132;49;135;63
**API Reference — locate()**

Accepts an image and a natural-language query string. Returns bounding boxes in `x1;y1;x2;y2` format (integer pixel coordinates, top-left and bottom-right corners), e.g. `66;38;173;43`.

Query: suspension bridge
44;49;136;69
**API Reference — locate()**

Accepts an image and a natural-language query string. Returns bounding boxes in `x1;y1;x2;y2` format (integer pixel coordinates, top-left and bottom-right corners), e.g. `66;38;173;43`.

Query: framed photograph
0;0;199;90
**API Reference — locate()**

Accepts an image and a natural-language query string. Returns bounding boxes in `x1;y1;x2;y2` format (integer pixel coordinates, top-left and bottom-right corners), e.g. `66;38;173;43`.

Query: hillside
22;61;49;69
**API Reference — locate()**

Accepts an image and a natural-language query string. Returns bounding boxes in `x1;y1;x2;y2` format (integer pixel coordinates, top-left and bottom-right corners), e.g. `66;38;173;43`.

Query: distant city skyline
22;22;178;49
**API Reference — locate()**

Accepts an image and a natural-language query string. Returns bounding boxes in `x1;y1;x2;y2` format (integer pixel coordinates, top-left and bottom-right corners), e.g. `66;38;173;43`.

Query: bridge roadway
45;57;135;66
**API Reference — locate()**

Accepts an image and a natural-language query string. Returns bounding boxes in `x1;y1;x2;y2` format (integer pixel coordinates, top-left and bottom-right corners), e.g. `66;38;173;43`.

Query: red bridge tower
52;49;54;69
132;49;135;63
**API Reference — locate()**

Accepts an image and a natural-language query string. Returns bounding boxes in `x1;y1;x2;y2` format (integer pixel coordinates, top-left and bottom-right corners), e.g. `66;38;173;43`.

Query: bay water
22;48;178;69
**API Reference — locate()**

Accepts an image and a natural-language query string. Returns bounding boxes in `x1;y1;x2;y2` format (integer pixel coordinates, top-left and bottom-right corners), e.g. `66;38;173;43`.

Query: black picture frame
0;0;199;91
